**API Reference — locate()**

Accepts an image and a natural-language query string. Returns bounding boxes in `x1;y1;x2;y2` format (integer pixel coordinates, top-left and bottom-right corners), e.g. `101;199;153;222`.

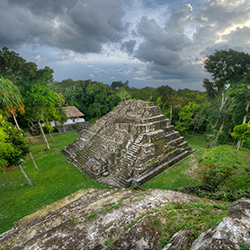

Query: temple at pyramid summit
62;100;194;187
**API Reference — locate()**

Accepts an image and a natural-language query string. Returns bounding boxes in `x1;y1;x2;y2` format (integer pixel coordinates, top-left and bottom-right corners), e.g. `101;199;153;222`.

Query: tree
231;124;250;151
0;113;32;185
0;77;39;169
203;49;250;98
175;102;202;133
202;49;250;147
110;81;124;90
0;47;37;84
20;80;57;150
0;77;24;129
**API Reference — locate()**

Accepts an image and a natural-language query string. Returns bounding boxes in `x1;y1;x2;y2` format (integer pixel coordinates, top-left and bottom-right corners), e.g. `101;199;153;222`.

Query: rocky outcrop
0;189;249;250
163;230;193;250
62;100;193;188
0;189;201;250
189;198;250;250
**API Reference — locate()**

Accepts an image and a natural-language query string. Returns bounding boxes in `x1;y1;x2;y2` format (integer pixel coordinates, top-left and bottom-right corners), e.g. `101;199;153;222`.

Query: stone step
109;175;127;187
146;106;161;116
145;114;166;123
167;136;184;146
125;151;137;160
148;119;169;130
130;150;190;186
165;131;180;142
179;141;188;148
135;135;144;144
128;148;140;155
165;125;175;133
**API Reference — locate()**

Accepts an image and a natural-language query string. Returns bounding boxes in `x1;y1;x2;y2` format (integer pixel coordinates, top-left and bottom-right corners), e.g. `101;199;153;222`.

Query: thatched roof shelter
63;106;84;118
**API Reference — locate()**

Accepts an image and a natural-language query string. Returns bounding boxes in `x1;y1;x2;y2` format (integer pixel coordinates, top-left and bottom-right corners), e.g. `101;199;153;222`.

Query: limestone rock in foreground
0;189;201;250
62;100;193;188
190;198;250;250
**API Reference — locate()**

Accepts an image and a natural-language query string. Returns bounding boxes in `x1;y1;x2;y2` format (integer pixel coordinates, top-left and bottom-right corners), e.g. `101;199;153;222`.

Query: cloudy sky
1;0;250;90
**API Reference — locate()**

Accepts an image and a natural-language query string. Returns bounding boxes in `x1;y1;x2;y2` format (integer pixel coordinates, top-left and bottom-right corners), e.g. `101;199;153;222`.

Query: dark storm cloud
121;40;137;54
0;0;127;53
133;5;195;81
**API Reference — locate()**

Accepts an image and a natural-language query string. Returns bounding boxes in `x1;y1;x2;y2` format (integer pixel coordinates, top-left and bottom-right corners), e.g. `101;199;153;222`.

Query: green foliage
116;87;132;101
199;145;250;189
157;201;229;248
199;164;233;191
51;80;121;120
179;186;250;202
104;237;115;246
203;49;250;97
231;123;250;145
110;80;129;90
0;77;24;117
0;47;37;84
240;243;250;250
43;123;54;133
175;102;202;133
0;114;29;170
0;131;108;234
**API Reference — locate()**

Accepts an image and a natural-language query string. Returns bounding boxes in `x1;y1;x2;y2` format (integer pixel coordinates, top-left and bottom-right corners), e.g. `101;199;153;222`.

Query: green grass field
0;131;108;234
0;131;249;234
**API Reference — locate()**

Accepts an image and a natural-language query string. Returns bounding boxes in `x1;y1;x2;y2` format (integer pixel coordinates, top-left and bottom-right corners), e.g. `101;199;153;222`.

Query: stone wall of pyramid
62;100;194;187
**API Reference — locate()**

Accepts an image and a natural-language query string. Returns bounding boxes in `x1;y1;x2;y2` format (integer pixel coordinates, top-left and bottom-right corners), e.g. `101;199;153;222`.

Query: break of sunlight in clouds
0;0;250;90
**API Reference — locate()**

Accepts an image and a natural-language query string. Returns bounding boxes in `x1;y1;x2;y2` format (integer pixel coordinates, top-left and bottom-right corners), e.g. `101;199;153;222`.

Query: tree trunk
243;102;249;124
19;164;33;186
170;105;172;123
210;119;225;148
237;101;249;149
38;119;50;150
209;93;228;148
29;152;39;170
11;112;20;130
11;114;39;170
49;131;54;142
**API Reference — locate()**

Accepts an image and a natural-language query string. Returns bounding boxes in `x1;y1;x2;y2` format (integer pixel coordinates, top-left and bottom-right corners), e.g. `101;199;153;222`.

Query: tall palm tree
0;77;38;170
0;77;24;129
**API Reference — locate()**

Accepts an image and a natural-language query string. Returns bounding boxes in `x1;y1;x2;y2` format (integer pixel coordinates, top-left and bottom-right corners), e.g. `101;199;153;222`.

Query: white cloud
1;0;250;90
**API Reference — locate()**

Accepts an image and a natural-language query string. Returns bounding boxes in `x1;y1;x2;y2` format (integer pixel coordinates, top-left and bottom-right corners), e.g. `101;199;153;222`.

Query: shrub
199;164;233;191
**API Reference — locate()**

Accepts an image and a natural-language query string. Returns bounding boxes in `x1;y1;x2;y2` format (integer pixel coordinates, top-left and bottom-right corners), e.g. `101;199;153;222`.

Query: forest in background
1;47;250;235
0;46;250;173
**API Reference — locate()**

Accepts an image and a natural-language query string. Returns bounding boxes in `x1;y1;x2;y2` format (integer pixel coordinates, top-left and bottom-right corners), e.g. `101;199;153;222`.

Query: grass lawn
1;131;248;234
0;131;109;234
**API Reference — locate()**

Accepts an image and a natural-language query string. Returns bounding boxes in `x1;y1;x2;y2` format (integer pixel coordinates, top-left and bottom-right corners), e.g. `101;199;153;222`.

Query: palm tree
0;77;24;129
0;77;38;170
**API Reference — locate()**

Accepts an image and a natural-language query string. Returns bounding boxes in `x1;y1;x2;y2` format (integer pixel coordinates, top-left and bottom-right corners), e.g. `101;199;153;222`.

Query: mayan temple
62;100;194;187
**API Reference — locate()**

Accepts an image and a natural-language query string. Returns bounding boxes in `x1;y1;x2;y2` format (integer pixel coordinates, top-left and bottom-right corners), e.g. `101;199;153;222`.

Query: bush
199;164;233;191
177;186;250;202
0;115;29;170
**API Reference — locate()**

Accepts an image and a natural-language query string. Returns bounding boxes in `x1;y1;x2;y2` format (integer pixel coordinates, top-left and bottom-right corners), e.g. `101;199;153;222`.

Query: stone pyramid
62;100;193;187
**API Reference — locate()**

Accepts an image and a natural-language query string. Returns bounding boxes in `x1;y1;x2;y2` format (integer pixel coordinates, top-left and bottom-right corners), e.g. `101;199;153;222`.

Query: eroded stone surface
1;190;249;250
62;100;193;187
189;198;250;250
0;189;201;250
